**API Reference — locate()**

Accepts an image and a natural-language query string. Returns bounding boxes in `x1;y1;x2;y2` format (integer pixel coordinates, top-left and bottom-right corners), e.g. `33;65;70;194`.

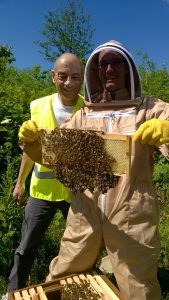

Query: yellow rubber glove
133;119;169;146
18;120;39;142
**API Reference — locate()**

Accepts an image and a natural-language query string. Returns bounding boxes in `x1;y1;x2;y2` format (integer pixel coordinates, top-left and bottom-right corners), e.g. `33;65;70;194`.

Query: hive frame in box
9;271;127;300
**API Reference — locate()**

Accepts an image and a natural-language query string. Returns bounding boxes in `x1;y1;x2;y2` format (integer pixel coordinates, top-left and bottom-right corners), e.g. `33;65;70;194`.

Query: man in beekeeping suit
18;40;169;300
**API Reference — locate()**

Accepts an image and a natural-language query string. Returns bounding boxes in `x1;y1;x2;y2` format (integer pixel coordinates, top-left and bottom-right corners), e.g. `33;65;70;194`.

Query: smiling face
51;53;83;106
99;51;129;99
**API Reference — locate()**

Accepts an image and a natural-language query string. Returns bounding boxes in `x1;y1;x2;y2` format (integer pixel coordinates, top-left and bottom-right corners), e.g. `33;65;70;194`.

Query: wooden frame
9;271;126;300
99;133;131;176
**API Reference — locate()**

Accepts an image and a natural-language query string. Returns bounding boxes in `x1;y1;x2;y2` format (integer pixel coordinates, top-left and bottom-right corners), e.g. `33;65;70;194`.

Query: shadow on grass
158;267;169;299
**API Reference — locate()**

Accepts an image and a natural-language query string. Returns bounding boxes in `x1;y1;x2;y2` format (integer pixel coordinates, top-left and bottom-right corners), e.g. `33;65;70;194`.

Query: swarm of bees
61;281;101;300
40;128;119;193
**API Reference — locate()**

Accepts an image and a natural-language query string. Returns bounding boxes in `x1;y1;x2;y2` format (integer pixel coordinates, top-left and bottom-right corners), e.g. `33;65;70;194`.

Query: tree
0;63;55;175
0;45;15;72
35;0;95;63
137;50;169;102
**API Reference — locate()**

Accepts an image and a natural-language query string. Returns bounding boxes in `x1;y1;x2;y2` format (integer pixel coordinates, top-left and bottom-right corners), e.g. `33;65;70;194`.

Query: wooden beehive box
9;271;126;300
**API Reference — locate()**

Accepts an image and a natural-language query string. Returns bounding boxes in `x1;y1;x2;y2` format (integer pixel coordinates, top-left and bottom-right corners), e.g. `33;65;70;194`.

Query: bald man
7;53;84;294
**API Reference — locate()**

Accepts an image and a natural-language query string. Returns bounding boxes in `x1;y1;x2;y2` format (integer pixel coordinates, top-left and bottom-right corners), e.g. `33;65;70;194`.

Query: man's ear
51;69;55;83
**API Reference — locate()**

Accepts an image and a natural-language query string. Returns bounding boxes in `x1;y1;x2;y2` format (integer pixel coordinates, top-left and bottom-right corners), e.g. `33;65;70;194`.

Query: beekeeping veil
84;40;141;105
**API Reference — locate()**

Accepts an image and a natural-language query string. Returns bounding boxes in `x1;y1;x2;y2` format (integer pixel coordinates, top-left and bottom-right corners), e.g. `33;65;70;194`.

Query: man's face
52;58;83;106
99;51;128;95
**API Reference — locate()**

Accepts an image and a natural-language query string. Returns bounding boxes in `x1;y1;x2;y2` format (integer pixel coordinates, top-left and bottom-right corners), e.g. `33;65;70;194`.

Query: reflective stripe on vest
33;164;55;179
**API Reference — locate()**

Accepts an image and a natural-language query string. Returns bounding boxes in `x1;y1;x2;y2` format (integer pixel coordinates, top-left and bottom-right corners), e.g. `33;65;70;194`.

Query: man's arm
13;152;34;204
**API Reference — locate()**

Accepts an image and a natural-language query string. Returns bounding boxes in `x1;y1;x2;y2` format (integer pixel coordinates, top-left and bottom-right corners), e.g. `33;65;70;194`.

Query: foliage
155;153;169;270
153;152;169;299
0;62;55;175
0;155;24;277
0;44;15;72
35;0;95;64
137;51;169;101
158;195;169;300
153;153;169;199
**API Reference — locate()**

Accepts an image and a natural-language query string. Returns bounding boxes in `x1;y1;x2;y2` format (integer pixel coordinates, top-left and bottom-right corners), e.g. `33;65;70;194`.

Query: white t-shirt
52;94;74;127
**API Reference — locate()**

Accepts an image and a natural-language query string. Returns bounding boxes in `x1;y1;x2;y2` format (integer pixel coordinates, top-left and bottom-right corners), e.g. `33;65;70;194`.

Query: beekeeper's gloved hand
18;120;39;142
133;119;169;146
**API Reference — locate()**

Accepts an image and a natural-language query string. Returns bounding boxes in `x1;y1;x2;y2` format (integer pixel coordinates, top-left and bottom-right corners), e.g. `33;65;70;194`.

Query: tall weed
0;154;24;277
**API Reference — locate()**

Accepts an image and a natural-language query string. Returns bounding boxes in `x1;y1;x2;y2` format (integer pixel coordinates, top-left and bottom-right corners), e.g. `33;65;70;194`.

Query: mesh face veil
84;40;141;103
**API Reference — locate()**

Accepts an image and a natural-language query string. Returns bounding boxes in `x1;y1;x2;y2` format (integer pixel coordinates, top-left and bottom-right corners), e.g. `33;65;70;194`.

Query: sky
0;0;169;71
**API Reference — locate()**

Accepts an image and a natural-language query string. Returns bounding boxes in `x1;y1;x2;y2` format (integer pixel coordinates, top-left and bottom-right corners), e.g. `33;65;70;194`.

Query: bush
0;155;24;275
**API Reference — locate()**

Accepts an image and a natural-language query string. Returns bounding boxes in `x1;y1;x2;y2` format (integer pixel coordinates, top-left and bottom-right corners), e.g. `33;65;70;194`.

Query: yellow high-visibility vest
29;93;84;202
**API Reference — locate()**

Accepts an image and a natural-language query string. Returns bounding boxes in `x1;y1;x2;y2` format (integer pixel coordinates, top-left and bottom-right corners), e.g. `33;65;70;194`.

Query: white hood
84;40;141;104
